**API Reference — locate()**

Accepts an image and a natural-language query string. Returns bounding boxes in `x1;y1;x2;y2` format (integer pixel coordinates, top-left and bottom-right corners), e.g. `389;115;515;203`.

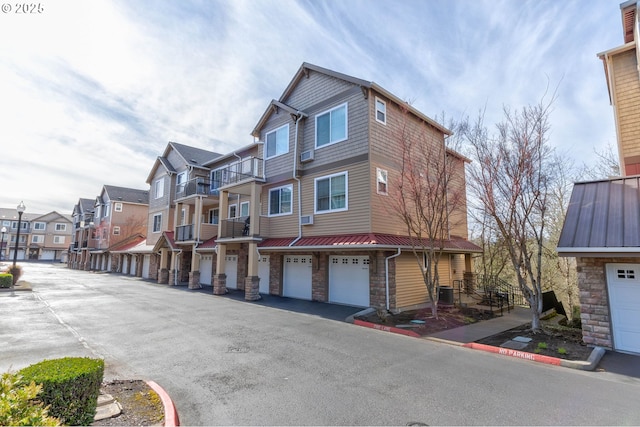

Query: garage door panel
283;256;312;300
258;255;270;294
607;263;640;354
200;254;213;286
329;256;370;307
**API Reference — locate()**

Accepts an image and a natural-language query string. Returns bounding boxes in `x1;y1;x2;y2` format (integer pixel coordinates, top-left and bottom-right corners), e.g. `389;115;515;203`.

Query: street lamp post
0;226;6;261
12;201;26;268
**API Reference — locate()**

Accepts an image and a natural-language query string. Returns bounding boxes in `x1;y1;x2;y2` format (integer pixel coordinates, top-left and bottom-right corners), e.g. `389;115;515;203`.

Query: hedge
18;357;104;425
0;273;12;288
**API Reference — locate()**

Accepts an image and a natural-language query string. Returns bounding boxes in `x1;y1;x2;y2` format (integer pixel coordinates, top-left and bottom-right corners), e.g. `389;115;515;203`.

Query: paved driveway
2;263;640;425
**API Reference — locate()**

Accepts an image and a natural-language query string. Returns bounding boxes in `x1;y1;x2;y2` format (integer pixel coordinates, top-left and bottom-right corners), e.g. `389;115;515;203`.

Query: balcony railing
176;178;218;199
219;216;252;239
176;224;195;241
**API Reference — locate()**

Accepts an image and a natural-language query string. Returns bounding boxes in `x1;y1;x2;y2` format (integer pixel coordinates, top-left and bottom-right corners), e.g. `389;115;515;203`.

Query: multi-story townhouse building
69;198;95;269
147;142;221;283
163;63;480;312
558;0;640;354
27;211;72;262
1;207;72;262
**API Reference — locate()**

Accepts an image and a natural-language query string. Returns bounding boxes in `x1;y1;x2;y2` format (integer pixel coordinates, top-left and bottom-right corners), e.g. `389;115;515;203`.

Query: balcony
218;216;269;240
212;157;265;194
176;178;218;200
175;223;219;242
176;224;194;241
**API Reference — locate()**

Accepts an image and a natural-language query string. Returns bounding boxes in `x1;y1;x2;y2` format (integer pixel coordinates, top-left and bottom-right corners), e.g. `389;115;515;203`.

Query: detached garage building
557;176;640;354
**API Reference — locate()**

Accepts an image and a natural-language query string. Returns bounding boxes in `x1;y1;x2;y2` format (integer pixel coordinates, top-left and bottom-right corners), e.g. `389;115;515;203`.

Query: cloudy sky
0;0;624;215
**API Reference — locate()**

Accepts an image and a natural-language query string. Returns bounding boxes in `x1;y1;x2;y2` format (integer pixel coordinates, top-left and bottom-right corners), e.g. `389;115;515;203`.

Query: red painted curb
463;342;562;366
354;319;421;338
146;380;180;426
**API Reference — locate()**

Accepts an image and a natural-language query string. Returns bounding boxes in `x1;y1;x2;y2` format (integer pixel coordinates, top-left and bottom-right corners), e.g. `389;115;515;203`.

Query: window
32;235;44;243
2;220;9;227
55;223;66;231
53;236;65;244
315;172;347;213
208;208;219;225
180;208;186;225
155;178;164;199
228;204;237;219
375;97;387;124
95;205;101;219
153;213;162;233
265;124;289;158
240;201;250;218
114;202;123;212
33;222;46;230
210;168;227;194
176;171;187;194
269;185;293;216
105;203;111;217
377;168;388;195
11;221;26;230
316;103;347;148
113;226;120;235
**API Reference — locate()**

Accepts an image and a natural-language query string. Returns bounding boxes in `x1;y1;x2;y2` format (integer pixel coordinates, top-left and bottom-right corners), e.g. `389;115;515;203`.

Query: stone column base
213;274;227;295
245;276;261;301
189;271;202;289
158;268;169;284
169;270;178;286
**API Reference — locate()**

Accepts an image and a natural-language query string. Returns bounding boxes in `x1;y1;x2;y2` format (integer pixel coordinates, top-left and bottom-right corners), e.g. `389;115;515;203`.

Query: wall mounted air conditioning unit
301;215;314;225
300;150;314;163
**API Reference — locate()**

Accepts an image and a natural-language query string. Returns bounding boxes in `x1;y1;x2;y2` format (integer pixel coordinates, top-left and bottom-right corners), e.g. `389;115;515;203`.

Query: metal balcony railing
219;216;251;239
176;224;195;241
176;178;218;199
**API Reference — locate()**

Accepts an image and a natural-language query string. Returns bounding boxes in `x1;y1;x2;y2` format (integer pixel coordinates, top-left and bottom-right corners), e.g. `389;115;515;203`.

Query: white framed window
210;168;227;193
208;208;219;225
375;97;387;124
269;185;293;216
228;204;237;219
11;221;27;230
105;203;111;217
240;201;250;218
114;202;123;212
53;236;65;244
152;213;162;233
176;171;187;194
316;103;348;148
377;168;388;195
31;235;44;243
95;204;101;219
315;171;348;213
180;208;186;225
113;226;121;235
265;124;289;159
2;220;10;227
55;223;66;231
155;178;165;199
33;222;46;230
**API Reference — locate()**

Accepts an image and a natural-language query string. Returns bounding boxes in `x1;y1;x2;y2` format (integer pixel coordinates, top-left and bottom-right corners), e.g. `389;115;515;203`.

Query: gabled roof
152;231;178;252
0;208;44;223
102;185;149;205
259;233;481;253
146;142;222;184
557;176;640;256
31;211;73;223
73;198;95;215
251;62;452;138
108;234;146;253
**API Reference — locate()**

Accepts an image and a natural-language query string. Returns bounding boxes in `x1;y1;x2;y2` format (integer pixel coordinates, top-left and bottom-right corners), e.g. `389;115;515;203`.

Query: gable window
33;222;46;230
377;168;388;195
266;124;289;159
316;103;347;148
315;172;348;213
176;171;187;194
55;223;66;231
153;213;162;233
53;236;65;244
114;202;123;212
375;97;386;124
240;201;250;218
228;204;237;219
113;226;121;235
155;178;164;199
208;208;219;225
269;185;293;216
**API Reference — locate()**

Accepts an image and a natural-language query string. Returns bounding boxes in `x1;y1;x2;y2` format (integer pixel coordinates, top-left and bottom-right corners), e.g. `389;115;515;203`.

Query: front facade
558;1;640;354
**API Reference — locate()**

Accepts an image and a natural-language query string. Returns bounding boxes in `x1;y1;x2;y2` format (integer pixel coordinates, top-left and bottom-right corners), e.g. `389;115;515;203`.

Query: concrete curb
462;342;606;370
146;380;180;427
353;319;421;338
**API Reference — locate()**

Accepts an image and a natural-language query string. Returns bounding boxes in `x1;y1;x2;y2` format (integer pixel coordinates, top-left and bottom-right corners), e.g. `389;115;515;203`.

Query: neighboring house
557;0;640;354
0;207;72;262
27;211;72;262
174;62;481;311
147;142;221;282
69;198;96;269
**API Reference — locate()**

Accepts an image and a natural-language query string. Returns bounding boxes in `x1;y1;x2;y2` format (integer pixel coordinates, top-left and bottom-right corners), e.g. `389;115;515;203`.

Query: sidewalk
427;306;532;343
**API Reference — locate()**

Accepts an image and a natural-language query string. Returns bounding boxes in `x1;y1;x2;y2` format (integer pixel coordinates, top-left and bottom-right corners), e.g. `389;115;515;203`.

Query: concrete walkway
428;306;532;343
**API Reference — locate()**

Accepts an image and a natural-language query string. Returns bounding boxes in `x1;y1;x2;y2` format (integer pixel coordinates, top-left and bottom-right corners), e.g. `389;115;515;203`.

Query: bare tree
389;106;468;319
580;143;621;180
464;99;558;331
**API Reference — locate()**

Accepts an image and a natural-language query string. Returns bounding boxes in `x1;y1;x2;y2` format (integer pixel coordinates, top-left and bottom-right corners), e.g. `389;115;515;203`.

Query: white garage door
142;255;151;279
122;256;128;274
225;255;238;289
283;255;312;300
329;256;370;307
258;255;270;294
200;254;213;286
606;263;640;354
41;250;55;261
130;255;137;276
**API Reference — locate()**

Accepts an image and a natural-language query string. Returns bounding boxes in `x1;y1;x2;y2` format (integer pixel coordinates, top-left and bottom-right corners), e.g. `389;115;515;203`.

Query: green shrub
18;357;104;425
8;265;22;285
0;372;61;426
0;273;12;288
537;342;548;350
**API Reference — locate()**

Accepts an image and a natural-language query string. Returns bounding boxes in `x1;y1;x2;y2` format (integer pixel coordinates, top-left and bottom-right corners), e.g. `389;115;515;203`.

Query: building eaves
169;141;222;169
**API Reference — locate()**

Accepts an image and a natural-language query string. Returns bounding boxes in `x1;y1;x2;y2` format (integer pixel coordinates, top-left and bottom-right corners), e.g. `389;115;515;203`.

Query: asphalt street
2;263;639;425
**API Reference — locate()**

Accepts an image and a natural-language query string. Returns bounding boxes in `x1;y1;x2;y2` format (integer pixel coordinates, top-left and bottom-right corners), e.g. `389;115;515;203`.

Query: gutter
289;111;308;247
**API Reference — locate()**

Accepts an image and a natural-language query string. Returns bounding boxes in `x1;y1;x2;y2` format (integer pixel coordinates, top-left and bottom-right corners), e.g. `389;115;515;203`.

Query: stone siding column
213;273;227;295
245;276;260;301
189;271;202;289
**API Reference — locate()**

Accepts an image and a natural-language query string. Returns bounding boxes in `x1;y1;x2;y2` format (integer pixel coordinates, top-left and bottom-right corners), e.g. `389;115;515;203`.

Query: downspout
174;249;182;285
289;112;305;247
385;248;402;311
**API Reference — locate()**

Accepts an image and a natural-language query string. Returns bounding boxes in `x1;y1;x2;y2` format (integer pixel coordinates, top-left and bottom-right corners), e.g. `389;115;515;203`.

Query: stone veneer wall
576;256;640;349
